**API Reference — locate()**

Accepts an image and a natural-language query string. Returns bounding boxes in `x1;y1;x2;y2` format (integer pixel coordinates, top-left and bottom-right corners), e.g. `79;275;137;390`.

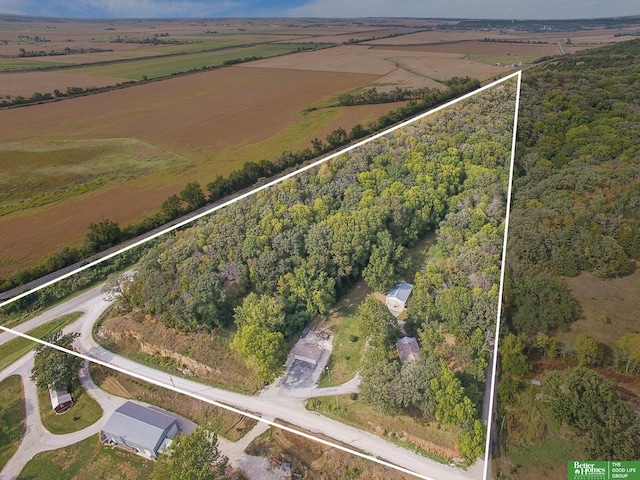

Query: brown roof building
396;336;421;364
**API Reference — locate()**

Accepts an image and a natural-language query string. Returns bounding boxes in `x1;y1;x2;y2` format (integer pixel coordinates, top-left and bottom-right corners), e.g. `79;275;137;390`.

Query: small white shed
49;386;73;414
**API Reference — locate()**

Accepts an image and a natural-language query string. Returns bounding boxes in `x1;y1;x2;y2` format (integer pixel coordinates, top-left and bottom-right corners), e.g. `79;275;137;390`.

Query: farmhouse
49;386;73;414
292;343;323;366
386;282;414;316
102;401;179;459
396;336;421;364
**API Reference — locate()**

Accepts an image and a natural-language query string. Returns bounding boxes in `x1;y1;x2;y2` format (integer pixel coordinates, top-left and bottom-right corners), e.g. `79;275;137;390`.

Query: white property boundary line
483;70;522;480
0;70;521;480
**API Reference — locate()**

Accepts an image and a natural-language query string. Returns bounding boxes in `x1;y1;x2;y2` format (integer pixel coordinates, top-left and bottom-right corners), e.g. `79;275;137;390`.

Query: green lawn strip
509;437;574;468
17;433;154;480
0;375;26;470
306;394;459;464
0;312;82;371
0;58;63;71
317;307;364;387
70;43;314;80
37;382;103;435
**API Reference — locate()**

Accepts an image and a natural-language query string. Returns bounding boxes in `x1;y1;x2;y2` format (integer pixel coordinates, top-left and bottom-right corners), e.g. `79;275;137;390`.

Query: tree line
113;80;517;462
498;38;640;467
0;76;482;295
338;77;479;108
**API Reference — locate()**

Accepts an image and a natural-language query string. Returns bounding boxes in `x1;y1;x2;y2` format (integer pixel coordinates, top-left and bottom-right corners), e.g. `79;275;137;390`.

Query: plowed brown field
0;65;388;276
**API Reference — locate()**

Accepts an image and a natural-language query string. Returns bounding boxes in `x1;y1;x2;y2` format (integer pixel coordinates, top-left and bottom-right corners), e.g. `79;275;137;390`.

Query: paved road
0;284;105;346
0;355;125;480
2;288;484;480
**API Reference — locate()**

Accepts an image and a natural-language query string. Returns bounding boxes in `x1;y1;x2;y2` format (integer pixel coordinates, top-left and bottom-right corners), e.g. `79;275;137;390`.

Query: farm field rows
1;16;637;282
0;65;388;275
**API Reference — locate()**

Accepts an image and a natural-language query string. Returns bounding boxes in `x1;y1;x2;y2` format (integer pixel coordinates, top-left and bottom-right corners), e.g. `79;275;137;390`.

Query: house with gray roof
102;401;179;459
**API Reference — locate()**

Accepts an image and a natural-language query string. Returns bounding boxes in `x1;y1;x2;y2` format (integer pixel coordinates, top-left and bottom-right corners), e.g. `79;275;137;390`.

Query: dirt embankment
98;314;260;392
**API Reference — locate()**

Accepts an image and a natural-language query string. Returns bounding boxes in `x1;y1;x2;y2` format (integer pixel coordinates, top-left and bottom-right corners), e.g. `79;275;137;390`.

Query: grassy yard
37;383;103;435
316;283;368;388
89;363;255;442
306;394;460;463
17;434;154;480
0;375;26;471
0;312;82;371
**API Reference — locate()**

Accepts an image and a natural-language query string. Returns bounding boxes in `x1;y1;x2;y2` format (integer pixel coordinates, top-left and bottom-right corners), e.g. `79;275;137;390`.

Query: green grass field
0;312;82;371
0;375;26;471
37;383;103;435
306;394;460;462
17;434;155;480
466;53;540;65
70;43;317;80
0;139;192;217
0;58;64;71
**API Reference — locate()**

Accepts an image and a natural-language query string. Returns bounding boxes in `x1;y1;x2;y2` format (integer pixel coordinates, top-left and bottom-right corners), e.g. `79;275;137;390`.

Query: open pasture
0;139;192;217
557;261;640;351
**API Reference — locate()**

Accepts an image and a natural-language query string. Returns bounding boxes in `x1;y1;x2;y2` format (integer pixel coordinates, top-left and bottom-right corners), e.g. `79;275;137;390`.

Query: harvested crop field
0;43;317;97
0;65;386;275
243;44;401;74
0;71;129;98
374;41;561;57
0;66;377;164
243;44;508;83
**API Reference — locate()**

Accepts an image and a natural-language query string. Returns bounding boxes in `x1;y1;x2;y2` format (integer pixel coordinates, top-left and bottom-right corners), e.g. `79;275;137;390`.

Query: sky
0;0;638;20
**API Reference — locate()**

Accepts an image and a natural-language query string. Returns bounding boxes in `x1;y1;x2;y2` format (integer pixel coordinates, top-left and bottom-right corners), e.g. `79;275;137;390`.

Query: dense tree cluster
498;39;640;468
354;83;515;462
543;368;640;460
153;427;234;480
123;81;516;389
337;77;480;107
505;40;640;338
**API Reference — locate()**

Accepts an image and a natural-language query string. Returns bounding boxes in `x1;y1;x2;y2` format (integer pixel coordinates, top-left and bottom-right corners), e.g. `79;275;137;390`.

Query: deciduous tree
30;331;82;390
153;427;230;480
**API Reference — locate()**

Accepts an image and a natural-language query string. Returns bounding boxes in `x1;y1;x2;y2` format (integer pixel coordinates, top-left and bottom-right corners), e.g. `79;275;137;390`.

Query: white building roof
49;387;72;409
102;402;177;453
387;282;414;304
